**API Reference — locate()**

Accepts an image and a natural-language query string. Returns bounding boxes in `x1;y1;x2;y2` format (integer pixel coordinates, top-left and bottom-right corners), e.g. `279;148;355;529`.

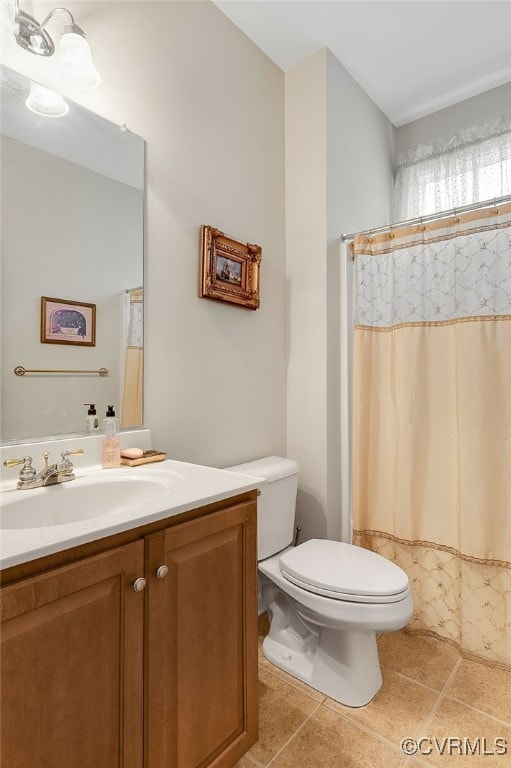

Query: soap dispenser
84;403;99;434
102;405;121;468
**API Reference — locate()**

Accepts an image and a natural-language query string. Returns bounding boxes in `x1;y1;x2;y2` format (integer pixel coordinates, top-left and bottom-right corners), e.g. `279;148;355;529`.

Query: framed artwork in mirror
199;225;262;310
41;296;96;346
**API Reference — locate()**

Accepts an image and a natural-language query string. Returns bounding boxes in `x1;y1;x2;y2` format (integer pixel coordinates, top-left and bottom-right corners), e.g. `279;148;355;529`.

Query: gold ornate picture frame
199;225;262;310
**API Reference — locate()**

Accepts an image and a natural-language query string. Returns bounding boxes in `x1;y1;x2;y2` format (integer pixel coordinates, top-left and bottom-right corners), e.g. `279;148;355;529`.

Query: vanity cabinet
0;494;258;768
1;541;145;768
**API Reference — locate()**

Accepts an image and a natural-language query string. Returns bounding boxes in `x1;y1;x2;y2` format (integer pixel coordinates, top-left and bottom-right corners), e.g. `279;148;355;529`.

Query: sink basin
0;469;180;529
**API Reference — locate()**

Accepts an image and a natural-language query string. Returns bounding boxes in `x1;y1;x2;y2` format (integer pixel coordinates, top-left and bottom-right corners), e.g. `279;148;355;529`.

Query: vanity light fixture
0;0;18;50
6;1;100;88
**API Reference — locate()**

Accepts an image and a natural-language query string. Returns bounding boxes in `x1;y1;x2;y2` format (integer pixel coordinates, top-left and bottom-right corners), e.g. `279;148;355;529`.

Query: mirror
0;65;144;443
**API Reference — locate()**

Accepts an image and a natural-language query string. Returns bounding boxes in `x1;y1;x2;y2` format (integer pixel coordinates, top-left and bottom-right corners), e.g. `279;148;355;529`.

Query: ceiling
213;1;511;126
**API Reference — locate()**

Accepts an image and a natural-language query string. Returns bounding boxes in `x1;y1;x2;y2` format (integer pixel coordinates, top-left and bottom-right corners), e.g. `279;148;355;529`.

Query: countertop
0;448;264;570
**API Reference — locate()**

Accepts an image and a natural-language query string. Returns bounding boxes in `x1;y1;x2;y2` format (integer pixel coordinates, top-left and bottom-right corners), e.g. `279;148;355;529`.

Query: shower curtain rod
340;193;511;244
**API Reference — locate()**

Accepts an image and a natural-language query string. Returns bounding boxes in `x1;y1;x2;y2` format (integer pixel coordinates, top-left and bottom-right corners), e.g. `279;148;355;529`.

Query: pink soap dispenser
102;405;121;468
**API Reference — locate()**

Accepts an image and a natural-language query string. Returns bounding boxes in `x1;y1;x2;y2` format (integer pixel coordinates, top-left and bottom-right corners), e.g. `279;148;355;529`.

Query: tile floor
237;614;511;768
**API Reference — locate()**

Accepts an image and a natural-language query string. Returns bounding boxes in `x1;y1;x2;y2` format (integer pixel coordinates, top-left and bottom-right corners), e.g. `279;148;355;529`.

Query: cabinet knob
156;565;169;580
132;577;147;592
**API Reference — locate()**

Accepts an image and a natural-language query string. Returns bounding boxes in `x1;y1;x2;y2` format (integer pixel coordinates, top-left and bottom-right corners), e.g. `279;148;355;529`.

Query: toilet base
261;576;383;706
262;626;382;707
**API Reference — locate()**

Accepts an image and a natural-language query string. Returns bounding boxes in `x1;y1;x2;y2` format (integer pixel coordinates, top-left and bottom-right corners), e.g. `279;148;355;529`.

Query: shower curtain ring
453;207;460;224
419;216;425;233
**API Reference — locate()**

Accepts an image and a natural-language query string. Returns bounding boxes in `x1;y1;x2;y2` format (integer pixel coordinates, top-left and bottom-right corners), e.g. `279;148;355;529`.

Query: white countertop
0;432;264;570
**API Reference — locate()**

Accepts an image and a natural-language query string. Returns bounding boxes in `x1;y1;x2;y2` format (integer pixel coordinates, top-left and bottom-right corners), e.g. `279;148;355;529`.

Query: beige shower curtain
121;288;143;428
352;202;511;669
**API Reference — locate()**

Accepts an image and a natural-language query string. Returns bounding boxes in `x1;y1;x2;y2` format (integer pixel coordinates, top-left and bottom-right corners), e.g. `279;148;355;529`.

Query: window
394;117;511;221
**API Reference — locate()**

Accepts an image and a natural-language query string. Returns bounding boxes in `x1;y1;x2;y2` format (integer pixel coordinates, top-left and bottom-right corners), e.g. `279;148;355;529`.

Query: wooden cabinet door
145;501;258;768
1;541;145;768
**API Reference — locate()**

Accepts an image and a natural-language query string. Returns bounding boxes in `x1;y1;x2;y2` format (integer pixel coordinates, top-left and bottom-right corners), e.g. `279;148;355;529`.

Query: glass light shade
58;31;100;89
0;0;18;50
26;81;69;118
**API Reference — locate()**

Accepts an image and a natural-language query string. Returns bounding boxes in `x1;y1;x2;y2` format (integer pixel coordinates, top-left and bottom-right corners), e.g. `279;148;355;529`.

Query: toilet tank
224;456;300;561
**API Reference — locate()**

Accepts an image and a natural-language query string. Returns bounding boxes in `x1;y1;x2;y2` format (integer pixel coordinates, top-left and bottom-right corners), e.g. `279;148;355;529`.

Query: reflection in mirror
0;65;144;444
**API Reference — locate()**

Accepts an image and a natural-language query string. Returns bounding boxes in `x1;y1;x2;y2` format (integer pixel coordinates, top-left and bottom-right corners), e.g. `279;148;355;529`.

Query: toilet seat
279;539;409;604
280;571;410;604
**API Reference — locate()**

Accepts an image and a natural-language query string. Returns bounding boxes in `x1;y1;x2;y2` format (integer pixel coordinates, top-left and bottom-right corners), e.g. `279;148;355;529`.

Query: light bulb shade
26;81;69;117
58;31;100;89
0;0;18;49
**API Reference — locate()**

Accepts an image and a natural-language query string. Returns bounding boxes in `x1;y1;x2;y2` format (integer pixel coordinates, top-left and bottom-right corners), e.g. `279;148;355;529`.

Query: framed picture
200;225;262;310
41;296;96;346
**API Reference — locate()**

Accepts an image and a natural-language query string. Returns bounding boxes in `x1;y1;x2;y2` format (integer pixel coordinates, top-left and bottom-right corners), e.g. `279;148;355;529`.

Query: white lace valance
394;117;511;221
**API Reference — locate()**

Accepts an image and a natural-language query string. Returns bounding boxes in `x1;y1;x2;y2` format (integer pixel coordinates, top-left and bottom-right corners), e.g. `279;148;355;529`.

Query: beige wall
285;49;395;542
285;50;329;539
1;1;287;466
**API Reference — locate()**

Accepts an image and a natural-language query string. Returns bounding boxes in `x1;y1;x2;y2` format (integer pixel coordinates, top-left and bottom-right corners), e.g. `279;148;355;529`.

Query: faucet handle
4;457;29;468
4;456;37;484
59;448;85;471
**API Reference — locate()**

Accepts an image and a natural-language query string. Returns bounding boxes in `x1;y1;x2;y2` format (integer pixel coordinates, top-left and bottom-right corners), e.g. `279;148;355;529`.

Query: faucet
3;449;85;490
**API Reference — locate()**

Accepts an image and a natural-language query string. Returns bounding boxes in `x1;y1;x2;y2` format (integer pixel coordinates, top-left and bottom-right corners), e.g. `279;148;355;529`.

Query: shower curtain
352;202;511;669
121;288;143;428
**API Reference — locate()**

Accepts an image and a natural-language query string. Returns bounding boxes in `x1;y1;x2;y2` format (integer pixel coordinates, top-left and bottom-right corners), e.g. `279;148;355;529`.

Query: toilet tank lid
225;456;300;483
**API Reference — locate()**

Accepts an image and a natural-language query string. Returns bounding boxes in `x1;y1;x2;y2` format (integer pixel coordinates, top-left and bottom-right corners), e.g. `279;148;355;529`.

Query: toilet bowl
225;457;413;707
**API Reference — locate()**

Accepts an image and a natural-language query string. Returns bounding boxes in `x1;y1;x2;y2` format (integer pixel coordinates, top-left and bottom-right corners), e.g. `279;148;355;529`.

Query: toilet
226;456;413;707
